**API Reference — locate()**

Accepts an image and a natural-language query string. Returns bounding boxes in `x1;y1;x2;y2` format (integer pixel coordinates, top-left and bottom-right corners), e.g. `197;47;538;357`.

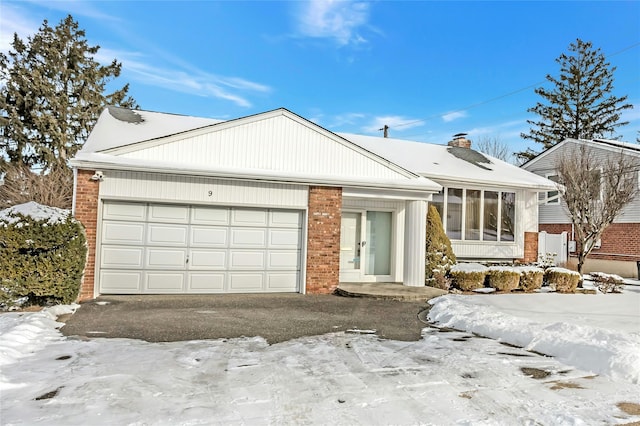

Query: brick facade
520;231;539;263
305;186;342;294
74;169;100;301
540;223;640;262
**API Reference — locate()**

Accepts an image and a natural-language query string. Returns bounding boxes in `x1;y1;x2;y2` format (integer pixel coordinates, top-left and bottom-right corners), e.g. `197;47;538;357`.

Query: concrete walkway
337;282;448;301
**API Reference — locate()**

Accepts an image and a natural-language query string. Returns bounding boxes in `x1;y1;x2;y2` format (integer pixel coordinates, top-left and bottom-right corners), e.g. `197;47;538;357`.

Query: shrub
0;202;87;306
450;263;487;291
590;272;624;294
515;266;544;292
425;205;456;290
487;266;521;292
545;267;581;293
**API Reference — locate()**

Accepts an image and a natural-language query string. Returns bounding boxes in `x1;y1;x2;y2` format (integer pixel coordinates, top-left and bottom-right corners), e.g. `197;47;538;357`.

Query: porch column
403;200;427;287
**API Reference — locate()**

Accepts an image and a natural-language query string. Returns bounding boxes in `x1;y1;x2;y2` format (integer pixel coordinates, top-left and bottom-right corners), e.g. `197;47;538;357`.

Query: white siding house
70;107;556;299
522;138;640;278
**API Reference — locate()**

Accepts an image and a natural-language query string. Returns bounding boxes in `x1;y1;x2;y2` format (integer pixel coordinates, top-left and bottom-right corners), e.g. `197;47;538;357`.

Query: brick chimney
448;133;471;149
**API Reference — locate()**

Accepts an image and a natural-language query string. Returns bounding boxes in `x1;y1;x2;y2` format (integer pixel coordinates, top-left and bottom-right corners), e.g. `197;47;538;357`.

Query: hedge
487;267;520;292
450;263;487;291
545;267;581;293
0;202;87;306
515;266;544;292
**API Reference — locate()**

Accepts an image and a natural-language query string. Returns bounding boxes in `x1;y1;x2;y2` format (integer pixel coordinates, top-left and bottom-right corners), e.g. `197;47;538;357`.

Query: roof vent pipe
448;133;471;149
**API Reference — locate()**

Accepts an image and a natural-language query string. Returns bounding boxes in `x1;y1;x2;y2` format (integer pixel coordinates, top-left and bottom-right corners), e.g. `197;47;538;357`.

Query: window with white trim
432;187;517;242
546;174;560;204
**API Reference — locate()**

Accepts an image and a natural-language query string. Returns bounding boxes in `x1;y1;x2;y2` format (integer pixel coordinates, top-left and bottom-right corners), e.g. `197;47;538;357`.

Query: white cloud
295;0;370;46
0;5;41;52
441;111;468;123
97;48;271;108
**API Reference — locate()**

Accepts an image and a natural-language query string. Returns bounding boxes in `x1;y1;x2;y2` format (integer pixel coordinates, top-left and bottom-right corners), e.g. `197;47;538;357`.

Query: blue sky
1;1;639;159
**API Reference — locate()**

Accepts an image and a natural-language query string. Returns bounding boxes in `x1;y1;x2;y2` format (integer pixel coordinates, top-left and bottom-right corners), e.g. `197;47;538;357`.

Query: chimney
448;133;471;149
379;125;389;138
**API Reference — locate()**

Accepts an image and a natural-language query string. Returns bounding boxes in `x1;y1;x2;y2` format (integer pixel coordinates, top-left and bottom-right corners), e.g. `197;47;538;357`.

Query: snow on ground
1;290;640;425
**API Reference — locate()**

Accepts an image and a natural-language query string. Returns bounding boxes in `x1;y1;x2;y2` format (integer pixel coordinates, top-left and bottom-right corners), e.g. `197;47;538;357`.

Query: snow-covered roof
522;137;640;169
73;107;554;192
340;133;557;191
82;106;223;153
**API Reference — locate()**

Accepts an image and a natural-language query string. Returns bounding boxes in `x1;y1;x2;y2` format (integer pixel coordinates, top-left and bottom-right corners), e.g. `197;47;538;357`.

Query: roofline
69;155;443;194
101;107;426;182
522;138;639;169
428;175;557;191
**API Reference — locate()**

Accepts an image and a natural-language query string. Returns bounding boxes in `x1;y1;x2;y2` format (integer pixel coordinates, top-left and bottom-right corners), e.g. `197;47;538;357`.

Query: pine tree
519;39;632;160
425;205;456;289
0;15;137;172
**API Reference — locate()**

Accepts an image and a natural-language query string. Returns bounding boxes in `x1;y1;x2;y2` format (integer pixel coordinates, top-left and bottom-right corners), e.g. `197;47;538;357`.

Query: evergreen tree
0;15;137;172
425;205;456;289
519;39;632;160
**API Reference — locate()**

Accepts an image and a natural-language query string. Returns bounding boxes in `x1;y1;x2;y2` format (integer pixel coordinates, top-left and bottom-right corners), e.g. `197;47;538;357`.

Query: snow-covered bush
515;266;544;292
590;272;624;294
537;252;557;269
0;202;87;306
545;267;581;293
450;263;487;291
487;266;521;292
425;205;456;290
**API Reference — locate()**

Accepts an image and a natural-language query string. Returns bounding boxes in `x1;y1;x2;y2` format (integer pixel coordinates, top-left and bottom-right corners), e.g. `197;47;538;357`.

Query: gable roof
522;138;640;169
82;106;223;153
340;133;557;191
71;108;441;194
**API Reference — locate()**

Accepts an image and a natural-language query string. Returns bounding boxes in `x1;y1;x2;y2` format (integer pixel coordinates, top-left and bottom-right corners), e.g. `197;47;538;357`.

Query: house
521;138;640;278
70;107;556;300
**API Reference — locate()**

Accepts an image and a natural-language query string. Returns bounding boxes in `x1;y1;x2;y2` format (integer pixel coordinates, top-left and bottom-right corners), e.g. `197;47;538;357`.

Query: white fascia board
427;174;557;191
69;153;442;193
342;187;437;201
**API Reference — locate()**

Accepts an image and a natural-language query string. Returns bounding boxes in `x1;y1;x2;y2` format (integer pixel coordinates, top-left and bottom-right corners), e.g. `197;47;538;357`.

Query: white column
403;200;427;287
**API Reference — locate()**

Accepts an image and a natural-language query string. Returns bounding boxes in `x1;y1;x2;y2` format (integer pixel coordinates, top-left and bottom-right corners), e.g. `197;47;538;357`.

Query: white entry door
339;210;393;282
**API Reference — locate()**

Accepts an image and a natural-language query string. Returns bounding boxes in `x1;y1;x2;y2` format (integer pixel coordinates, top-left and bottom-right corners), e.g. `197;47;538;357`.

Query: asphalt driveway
61;294;431;344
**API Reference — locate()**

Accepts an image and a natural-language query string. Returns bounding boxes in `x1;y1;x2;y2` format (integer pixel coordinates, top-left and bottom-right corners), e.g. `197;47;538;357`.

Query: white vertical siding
100;170;308;208
524;141;640;224
403;200;427;286
119;115;410;181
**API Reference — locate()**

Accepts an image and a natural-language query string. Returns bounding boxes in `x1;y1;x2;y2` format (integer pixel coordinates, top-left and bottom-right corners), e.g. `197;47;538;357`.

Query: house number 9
208;191;213;197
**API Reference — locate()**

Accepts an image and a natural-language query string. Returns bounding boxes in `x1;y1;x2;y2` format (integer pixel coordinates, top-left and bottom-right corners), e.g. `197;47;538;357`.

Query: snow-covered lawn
1;286;639;425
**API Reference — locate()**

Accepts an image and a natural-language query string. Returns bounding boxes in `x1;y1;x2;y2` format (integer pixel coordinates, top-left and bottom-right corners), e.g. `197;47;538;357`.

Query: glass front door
340;210;392;281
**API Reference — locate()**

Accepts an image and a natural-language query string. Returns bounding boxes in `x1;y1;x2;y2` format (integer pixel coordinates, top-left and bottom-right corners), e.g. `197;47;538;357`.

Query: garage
99;201;303;294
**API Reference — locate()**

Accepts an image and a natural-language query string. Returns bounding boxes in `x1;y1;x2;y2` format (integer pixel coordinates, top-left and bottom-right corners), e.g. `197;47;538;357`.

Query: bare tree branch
556;144;638;277
0;163;73;209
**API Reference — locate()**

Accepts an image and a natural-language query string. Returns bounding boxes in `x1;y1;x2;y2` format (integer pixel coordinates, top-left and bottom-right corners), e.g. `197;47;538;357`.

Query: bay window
431;187;516;242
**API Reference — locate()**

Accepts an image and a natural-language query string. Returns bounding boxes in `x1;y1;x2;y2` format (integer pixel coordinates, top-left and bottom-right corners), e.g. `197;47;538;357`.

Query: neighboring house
522;138;640;278
70;107;556;300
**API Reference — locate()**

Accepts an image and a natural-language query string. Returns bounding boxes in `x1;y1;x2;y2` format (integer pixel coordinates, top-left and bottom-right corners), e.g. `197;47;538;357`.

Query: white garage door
99;202;303;294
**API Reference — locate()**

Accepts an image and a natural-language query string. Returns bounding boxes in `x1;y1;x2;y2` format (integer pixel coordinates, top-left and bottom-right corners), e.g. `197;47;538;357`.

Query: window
465;190;481;240
500;192;516;242
431;189;444;220
432;187;517;242
546;174;560;204
446;188;462;240
483;191;498;241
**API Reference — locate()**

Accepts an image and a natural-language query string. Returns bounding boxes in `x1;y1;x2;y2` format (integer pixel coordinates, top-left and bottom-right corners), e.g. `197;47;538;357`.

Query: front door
339;210;393;282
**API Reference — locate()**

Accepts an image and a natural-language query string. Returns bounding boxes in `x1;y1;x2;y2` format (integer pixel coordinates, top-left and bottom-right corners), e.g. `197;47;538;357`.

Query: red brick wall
520;231;539;263
540;223;640;261
74;169;100;301
305;186;342;294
